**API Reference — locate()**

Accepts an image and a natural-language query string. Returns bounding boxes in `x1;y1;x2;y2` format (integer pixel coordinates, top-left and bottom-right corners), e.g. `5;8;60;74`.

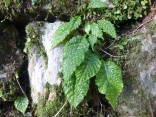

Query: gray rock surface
116;19;156;116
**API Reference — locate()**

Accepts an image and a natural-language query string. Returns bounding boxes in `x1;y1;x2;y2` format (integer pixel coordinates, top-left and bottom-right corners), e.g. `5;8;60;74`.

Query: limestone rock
26;21;63;103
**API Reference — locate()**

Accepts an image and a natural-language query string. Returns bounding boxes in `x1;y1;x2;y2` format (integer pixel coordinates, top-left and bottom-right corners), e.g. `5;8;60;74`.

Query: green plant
14;72;29;115
95;0;149;23
52;0;123;110
31;0;39;5
14;96;29;115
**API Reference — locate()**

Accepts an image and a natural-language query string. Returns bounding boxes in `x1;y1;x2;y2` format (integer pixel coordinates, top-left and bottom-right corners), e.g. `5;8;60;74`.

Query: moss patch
35;84;68;117
35;83;96;117
25;22;48;64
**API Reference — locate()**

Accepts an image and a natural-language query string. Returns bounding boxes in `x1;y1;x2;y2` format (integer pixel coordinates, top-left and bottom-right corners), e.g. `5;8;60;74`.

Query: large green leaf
87;23;103;49
87;34;97;50
52;16;81;48
63;35;89;81
63;75;90;108
98;19;117;39
76;52;101;82
88;0;108;9
90;23;103;38
14;96;29;114
84;23;91;35
96;61;123;109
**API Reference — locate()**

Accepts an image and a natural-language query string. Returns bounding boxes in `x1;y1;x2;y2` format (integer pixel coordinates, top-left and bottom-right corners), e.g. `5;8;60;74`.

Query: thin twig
105;40;115;50
132;17;154;33
100;49;125;58
121;16;154;37
53;100;67;117
96;89;104;116
15;77;27;98
148;101;154;117
149;0;151;6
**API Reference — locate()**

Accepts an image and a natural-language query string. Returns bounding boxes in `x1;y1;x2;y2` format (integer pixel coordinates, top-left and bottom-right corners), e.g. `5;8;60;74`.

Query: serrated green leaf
63;75;90;108
90;23;103;38
84;23;91;34
88;34;97;50
14;96;29;114
96;61;123;109
88;0;108;9
98;19;117;39
63;35;89;81
52;16;81;48
76;52;101;82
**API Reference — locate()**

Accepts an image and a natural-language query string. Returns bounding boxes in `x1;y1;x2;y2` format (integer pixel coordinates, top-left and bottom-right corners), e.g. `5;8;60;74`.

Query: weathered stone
116;19;156;116
26;21;63;104
0;22;24;101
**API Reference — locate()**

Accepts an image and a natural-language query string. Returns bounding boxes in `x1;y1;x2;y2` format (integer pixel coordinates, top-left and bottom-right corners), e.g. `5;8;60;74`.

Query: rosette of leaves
52;0;123;110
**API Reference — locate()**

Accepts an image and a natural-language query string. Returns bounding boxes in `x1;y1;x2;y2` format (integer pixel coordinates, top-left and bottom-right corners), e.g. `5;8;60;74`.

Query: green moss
25;22;48;65
0;77;19;101
0;23;23;102
0;0;22;20
147;20;156;35
35;84;68;117
35;83;94;117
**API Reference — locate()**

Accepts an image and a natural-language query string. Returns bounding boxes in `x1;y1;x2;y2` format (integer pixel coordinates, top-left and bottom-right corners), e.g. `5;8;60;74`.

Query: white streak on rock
28;21;63;103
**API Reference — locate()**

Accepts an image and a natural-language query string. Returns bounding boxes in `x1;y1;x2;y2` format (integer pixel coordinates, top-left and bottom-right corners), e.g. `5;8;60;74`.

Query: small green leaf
52;16;81;48
31;0;38;5
122;41;128;46
141;1;145;6
14;96;29;114
76;52;101;82
63;75;90;108
96;61;123;109
88;34;97;50
90;23;103;38
84;23;91;35
98;19;117;39
88;0;108;9
119;45;124;50
63;35;89;81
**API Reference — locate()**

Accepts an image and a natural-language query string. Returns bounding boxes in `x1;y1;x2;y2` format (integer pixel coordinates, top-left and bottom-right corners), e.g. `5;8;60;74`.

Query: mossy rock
35;84;96;117
0;0;85;23
0;22;24;101
114;19;156;116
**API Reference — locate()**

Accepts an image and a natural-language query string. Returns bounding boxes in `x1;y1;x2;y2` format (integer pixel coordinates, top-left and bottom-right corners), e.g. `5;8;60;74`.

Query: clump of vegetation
0;0;150;115
52;0;124;110
104;0;149;22
0;0;22;21
51;0;150;112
